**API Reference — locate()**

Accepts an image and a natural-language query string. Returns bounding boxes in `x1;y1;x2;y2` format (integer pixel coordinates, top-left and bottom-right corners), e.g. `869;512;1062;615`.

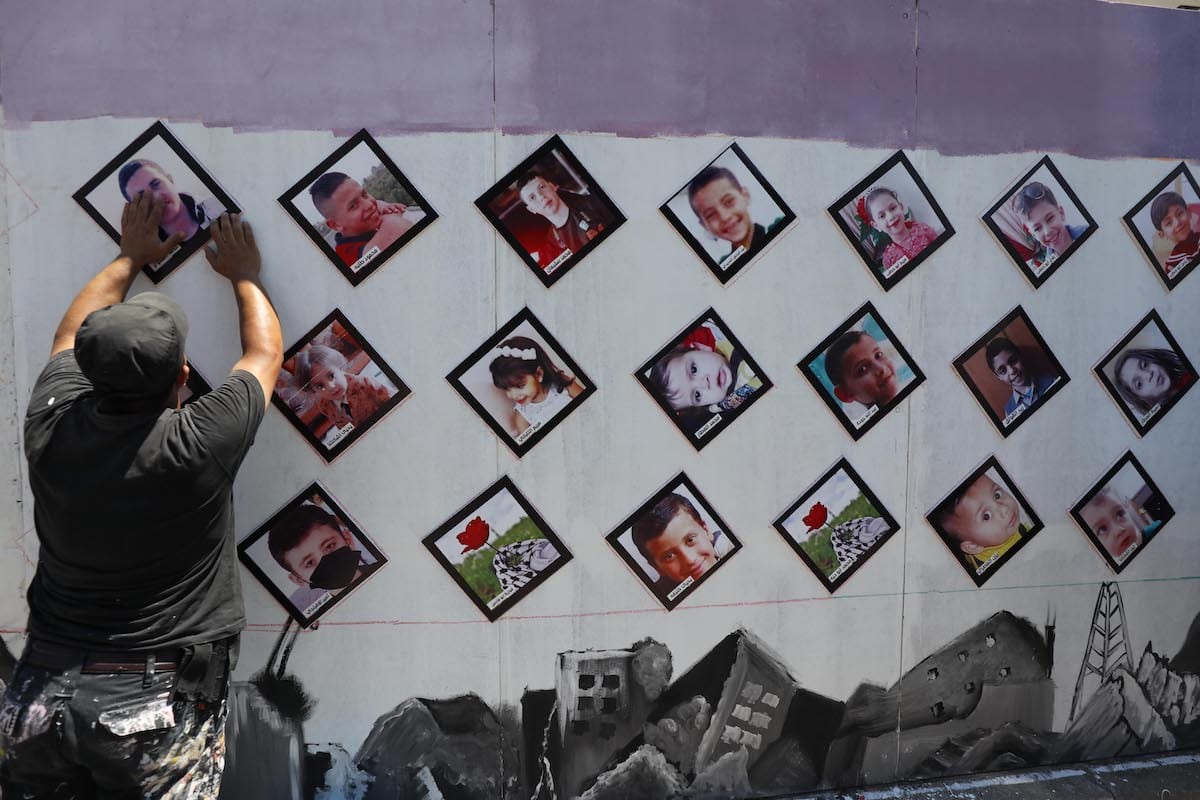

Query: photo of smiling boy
927;458;1043;587
272;309;410;462
607;474;741;611
1123;162;1200;290
1071;452;1174;573
828;151;954;291
476;136;625;288
279;129;436;285
660;143;795;284
1095;310;1197;437
238;483;387;627
637;309;772;451
954;307;1070;437
800;302;925;441
74;121;239;283
983;157;1097;288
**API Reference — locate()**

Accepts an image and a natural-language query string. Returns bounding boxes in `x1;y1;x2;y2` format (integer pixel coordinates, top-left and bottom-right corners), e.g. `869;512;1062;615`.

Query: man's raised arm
204;214;283;407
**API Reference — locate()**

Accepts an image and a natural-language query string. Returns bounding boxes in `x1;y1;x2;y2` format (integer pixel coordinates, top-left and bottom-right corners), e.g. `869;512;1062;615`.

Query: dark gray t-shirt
23;351;265;651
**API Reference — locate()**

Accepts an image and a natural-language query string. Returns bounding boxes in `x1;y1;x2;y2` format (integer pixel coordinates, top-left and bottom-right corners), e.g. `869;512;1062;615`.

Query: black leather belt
25;640;183;674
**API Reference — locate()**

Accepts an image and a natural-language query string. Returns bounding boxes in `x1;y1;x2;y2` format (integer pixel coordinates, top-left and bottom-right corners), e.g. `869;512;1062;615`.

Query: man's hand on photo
119;192;187;267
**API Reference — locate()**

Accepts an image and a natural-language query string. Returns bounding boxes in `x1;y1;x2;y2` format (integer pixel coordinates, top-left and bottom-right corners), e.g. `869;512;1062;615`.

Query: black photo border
925;455;1045;588
180;362;213;408
237;481;388;629
772;458;900;594
1069;450;1175;575
270;308;411;463
422;476;573;622
981;155;1098;289
605;472;742;611
1122;161;1200;291
634;307;774;452
826;150;955;291
1093;309;1196;437
951;305;1071;439
72;120;241;284
277;129;438;287
658;141;797;286
798;300;926;442
474;134;626;288
446;307;596;458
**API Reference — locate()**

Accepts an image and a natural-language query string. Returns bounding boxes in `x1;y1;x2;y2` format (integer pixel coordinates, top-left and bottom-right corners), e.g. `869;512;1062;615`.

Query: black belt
25;639;183;674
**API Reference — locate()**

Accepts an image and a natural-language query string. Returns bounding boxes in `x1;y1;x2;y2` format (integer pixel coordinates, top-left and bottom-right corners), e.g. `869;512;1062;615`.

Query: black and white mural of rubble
220;581;1200;799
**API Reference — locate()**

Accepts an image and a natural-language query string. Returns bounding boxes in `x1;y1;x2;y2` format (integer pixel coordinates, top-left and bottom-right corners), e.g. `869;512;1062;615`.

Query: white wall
2;118;1197;755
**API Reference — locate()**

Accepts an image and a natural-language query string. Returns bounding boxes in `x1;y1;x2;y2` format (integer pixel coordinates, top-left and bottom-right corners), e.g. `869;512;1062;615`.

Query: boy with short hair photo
686;166;784;265
1149;190;1200;277
985;336;1057;418
267;502;379;613
632;492;725;594
824;329;903;408
309;172;415;267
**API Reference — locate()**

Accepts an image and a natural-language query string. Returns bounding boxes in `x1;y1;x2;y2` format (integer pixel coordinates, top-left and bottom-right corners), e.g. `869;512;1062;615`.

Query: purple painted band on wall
1;0;1197;158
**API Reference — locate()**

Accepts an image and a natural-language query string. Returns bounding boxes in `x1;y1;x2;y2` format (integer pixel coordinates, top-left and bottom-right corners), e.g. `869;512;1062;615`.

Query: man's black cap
75;292;189;398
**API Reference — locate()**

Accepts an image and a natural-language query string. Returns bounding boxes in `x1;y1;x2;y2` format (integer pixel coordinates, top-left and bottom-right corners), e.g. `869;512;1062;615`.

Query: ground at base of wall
781;750;1200;800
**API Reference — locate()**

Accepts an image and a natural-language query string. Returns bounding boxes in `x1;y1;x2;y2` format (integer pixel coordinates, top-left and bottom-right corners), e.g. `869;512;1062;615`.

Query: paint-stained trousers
0;658;227;799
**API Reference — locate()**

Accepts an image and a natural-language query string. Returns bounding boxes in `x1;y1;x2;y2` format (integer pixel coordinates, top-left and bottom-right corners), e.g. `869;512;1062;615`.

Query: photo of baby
74;121;239;284
476;135;625;287
983;157;1096;287
423;477;572;622
828;151;954;290
637;309;772;451
799;302;925;441
238;483;387;628
447;308;594;457
606;474;740;611
660;142;796;284
1071;452;1174;573
1123;162;1200;290
773;459;899;593
926;457;1044;587
272;309;410;462
279;129;436;285
1095;310;1196;436
953;306;1070;437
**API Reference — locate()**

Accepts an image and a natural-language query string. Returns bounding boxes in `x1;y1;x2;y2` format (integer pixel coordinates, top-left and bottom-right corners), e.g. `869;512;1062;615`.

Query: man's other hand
204;214;262;282
119;193;186;267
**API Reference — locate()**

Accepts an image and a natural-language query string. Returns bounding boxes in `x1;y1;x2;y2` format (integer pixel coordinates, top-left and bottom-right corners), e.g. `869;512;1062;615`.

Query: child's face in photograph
502;368;545;405
1117;355;1170;404
1021;200;1068;249
835;334;900;406
691;177;752;245
325;178;382;236
310;363;348;402
519;177;565;221
990;348;1029;390
124;164;183;219
867;193;908;239
664;349;732;409
945;475;1020;551
645;511;717;584
1158;202;1193;243
1081;490;1143;560
284;522;354;585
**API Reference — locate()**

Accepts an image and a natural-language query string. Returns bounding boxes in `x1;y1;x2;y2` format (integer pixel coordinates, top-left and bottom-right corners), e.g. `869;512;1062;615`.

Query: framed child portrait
827;150;954;291
982;156;1097;288
446;307;595;458
1094;310;1196;437
926;456;1044;588
238;482;388;628
953;306;1070;438
799;301;925;442
659;142;796;285
272;309;411;463
635;308;773;451
773;458;899;594
423;477;572;622
1123;162;1200;291
606;473;741;611
73;121;239;284
475;135;625;288
278;129;437;286
1070;451;1174;574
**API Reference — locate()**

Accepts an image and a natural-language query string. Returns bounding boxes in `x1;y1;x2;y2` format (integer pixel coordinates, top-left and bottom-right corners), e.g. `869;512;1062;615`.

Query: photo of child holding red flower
423;477;572;621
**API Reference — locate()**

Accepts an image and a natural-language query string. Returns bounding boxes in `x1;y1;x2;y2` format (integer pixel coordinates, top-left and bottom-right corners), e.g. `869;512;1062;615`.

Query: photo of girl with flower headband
828;151;954;290
447;308;595;457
